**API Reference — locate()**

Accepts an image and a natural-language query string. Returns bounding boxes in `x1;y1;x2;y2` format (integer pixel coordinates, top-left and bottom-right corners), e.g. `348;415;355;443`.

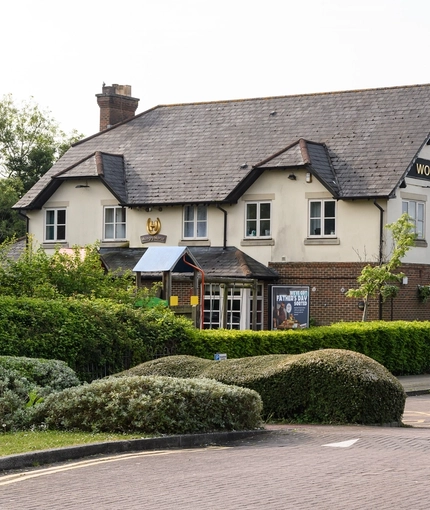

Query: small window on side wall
309;199;336;237
45;208;66;242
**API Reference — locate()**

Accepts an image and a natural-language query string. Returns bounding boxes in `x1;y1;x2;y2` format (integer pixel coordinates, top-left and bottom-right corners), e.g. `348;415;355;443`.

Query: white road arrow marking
322;439;359;448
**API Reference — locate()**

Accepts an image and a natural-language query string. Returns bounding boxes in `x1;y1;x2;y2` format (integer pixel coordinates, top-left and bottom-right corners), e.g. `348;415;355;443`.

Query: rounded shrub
34;375;263;434
121;350;406;425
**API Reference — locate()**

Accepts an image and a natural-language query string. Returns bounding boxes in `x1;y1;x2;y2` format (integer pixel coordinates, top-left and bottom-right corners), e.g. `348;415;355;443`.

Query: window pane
105;208;114;223
260;219;270;236
105;224;114;239
197;206;207;221
116;224;126;239
246;203;257;220
310;202;321;218
184;206;194;222
260;203;271;219
57;225;66;240
310;219;321;235
324;218;335;235
196;222;207;237
402;201;408;214
324;201;335;217
46;225;54;240
184;222;194;237
57;210;66;224
115;208;126;222
247;220;257;236
46;210;55;224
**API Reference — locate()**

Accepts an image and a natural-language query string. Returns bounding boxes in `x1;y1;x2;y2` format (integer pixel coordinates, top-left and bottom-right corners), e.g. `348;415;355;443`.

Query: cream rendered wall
226;169;382;266
126;205;226;248
385;142;430;265
28;180;119;253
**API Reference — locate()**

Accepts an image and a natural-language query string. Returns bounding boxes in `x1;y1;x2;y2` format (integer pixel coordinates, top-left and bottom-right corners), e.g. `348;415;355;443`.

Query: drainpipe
182;255;205;329
216;205;228;249
373;200;384;265
373;200;385;319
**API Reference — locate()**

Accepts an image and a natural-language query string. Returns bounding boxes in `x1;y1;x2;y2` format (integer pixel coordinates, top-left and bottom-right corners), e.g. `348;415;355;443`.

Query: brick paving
1;424;430;509
1;392;429;509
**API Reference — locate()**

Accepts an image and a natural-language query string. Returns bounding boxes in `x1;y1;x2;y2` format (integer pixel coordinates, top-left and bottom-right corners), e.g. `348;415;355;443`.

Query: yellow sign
190;295;199;306
146;217;161;235
170;296;178;306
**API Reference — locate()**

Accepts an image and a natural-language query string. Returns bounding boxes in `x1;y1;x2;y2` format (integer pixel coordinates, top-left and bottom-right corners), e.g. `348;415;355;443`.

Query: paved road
1;394;429;510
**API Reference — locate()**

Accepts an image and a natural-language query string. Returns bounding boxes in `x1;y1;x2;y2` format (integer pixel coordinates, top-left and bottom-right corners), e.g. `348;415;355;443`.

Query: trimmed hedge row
0;296;195;381
34;376;263;434
119;351;406;424
180;321;430;375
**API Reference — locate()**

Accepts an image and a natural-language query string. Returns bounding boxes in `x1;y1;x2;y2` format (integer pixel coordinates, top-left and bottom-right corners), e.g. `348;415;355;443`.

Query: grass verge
0;430;149;457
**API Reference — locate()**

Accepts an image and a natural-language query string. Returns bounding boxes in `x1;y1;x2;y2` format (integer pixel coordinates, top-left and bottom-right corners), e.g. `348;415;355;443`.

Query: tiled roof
14;84;430;209
99;246;278;280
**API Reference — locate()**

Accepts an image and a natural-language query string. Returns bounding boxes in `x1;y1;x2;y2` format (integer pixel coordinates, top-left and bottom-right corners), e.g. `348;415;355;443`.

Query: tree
0;94;83;242
0;94;82;191
346;213;416;321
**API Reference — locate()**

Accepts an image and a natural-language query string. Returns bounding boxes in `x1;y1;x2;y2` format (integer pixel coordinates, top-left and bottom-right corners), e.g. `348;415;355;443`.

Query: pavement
0;374;429;473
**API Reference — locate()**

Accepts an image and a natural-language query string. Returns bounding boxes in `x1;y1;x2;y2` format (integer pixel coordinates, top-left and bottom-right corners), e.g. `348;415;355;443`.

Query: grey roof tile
14;84;430;209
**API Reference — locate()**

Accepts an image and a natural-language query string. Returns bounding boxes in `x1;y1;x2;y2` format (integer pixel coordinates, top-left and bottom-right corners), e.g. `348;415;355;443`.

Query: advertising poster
271;285;310;330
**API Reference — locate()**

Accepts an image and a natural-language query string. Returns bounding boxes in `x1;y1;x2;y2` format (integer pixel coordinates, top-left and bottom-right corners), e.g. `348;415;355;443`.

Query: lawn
0;430;149;457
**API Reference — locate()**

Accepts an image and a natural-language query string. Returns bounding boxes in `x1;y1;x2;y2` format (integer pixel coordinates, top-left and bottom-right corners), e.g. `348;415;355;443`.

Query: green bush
180;321;430;375
0;296;196;380
0;357;80;431
0;356;80;392
120;350;406;425
34;375;263;434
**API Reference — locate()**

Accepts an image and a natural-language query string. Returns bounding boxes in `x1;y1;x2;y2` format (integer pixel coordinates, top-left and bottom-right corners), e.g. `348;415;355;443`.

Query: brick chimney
96;84;139;131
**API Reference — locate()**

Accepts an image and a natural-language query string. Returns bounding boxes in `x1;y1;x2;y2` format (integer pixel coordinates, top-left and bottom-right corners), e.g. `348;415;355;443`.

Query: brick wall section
269;262;430;326
97;95;139;131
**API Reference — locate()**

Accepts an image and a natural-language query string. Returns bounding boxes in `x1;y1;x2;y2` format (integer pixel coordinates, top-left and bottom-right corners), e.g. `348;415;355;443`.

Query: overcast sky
1;0;429;137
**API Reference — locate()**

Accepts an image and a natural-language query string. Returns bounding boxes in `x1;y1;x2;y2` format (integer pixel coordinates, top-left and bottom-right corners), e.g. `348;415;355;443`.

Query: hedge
0;296;195;381
118;350;406;424
34;375;263;434
179;321;430;375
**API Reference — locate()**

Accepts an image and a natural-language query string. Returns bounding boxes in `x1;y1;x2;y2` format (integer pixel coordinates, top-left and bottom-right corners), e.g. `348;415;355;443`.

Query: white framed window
245;202;271;237
104;206;126;240
402;200;425;239
309;199;336;237
203;284;263;330
45;209;66;242
183;205;207;239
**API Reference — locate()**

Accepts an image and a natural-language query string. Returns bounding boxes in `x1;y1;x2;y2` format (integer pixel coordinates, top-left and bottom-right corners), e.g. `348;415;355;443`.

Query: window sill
414;239;428;248
304;238;340;245
42;242;69;249
100;241;130;248
179;240;211;246
241;238;275;246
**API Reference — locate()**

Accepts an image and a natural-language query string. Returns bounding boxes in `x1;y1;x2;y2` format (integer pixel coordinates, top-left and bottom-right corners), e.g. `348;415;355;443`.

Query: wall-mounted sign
141;234;167;244
141;217;166;243
146;217;161;235
408;158;430;180
271;285;310;330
